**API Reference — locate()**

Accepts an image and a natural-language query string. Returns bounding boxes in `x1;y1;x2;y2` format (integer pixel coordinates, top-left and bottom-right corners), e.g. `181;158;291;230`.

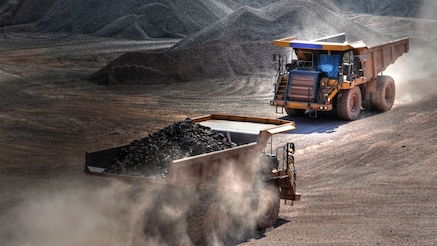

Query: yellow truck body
271;33;409;120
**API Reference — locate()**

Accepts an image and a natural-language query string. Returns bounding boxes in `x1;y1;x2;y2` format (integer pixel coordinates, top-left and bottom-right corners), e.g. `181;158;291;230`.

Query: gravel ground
0;1;436;245
0;32;436;246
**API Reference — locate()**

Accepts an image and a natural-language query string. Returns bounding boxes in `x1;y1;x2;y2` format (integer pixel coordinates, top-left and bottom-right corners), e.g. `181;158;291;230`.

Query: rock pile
2;1;436;37
89;0;392;85
3;0;435;84
105;119;234;178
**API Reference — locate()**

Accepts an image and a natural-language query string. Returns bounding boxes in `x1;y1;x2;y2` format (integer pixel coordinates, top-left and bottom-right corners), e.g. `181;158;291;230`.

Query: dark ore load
105;119;235;178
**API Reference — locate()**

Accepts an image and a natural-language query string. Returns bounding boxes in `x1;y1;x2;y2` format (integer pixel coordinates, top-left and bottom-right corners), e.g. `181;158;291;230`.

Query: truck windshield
318;54;341;78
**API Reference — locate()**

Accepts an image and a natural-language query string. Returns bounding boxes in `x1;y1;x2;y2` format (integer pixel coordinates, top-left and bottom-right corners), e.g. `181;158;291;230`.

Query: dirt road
0;33;436;245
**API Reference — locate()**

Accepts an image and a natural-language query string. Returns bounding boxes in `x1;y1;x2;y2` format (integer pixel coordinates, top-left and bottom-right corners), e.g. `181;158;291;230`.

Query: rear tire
336;86;362;121
285;108;306;117
372;75;396;112
255;184;280;229
187;197;229;246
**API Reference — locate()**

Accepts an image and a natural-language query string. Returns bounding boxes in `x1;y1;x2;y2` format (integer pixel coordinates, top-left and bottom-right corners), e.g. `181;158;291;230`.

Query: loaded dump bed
85;114;295;192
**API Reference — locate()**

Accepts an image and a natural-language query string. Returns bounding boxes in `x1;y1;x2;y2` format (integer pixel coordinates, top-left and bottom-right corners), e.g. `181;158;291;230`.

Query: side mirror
343;63;352;81
273;54;279;62
287;142;295;154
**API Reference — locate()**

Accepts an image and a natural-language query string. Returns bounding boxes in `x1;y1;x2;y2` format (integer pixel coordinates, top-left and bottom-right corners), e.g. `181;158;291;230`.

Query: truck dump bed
356;37;409;81
85;114;295;192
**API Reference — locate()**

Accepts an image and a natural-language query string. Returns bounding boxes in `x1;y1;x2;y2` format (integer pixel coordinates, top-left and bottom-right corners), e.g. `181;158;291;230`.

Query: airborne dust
1;0;436;246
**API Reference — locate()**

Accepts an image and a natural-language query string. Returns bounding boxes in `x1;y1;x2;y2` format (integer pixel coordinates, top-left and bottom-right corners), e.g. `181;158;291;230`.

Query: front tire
187;197;229;246
336;86;362;120
372;75;396;112
255;184;280;229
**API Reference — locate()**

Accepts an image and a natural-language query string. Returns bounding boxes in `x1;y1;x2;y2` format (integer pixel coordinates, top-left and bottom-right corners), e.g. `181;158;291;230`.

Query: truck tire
372;75;396;112
285;108;306;117
187;197;229;246
336;86;362;120
255;184;280;229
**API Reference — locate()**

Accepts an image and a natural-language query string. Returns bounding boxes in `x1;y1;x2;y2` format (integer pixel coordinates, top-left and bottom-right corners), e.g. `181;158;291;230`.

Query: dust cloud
7;182;127;246
6;160;266;246
384;0;437;106
6;181;194;246
386;44;437;106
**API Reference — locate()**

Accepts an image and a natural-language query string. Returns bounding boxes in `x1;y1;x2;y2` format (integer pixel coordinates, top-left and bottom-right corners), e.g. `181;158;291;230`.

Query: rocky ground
0;31;436;245
0;1;436;245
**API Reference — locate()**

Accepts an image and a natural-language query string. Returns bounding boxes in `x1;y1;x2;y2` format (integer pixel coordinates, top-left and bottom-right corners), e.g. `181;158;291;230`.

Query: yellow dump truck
85;114;300;245
271;33;409;120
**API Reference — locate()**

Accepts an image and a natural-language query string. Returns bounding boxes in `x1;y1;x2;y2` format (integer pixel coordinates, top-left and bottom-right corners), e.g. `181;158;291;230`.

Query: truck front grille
287;75;318;102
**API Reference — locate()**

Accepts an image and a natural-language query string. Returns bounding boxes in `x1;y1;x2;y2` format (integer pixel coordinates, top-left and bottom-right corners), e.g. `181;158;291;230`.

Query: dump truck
85;114;300;245
271;33;409;120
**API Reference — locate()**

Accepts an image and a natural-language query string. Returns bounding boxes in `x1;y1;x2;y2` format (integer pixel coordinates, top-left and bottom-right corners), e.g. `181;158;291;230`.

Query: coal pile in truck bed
104;119;234;178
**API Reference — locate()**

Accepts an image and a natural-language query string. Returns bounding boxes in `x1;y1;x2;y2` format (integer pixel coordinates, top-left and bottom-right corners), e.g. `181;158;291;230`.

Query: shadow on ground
231;218;291;245
278;109;387;134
